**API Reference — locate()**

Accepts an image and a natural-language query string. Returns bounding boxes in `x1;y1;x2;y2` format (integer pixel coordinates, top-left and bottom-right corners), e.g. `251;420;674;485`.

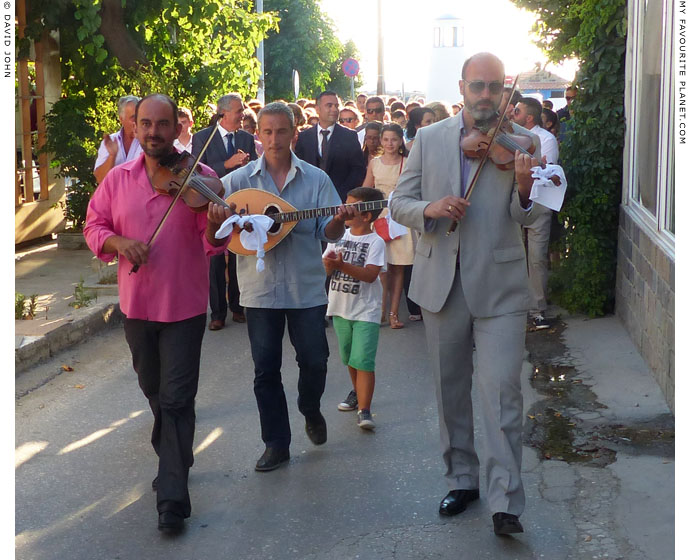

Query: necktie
320;130;330;170
226;132;235;157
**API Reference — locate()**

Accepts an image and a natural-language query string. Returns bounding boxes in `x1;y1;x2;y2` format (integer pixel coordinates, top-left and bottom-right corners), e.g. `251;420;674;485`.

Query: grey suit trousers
524;209;553;314
423;272;526;516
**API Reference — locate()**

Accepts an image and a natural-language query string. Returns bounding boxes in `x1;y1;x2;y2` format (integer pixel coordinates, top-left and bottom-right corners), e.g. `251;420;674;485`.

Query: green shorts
332;316;380;372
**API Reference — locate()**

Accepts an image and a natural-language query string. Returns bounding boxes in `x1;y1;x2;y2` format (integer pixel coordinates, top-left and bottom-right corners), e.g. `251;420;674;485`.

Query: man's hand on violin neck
514;151;542;208
424;195;470;221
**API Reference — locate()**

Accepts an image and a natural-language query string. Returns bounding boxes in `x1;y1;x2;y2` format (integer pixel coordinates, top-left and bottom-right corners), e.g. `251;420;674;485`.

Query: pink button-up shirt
84;153;227;322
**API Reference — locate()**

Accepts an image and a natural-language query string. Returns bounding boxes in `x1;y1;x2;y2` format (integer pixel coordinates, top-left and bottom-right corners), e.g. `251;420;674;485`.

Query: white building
426;14;465;104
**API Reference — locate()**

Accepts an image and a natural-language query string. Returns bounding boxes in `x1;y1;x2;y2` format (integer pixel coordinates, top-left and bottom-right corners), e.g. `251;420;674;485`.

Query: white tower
426;14;465;104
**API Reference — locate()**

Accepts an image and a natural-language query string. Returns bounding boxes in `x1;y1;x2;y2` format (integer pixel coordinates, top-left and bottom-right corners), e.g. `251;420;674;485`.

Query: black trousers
403;264;422;316
209;252;243;321
123;313;206;518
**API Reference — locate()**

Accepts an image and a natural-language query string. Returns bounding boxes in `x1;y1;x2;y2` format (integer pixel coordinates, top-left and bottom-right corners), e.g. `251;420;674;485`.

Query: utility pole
376;0;385;95
256;0;265;104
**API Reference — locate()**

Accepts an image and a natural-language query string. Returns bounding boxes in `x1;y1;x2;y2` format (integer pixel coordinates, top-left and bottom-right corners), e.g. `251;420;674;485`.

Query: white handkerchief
386;192;408;239
528;164;568;212
215;214;275;272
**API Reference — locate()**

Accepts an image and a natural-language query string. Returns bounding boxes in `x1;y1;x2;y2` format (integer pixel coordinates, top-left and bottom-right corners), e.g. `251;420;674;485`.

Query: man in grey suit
390;52;546;536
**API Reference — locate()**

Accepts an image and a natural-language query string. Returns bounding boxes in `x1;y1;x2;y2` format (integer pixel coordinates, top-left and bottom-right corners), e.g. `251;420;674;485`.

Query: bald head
459;53;506;123
461;52;505;81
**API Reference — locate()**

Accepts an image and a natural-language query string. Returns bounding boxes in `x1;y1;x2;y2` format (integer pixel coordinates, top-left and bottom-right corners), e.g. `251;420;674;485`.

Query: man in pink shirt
84;94;232;535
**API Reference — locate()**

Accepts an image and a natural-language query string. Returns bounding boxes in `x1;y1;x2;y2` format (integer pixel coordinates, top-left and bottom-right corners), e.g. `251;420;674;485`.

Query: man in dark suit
192;93;258;331
294;90;366;202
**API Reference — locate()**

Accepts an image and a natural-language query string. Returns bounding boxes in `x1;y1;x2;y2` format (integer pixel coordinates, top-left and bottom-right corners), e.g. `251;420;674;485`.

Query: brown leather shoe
208;319;225;331
232;312;246;323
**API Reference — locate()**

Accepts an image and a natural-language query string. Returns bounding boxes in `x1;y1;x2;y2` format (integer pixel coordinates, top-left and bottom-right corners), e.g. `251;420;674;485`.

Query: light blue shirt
222;152;343;309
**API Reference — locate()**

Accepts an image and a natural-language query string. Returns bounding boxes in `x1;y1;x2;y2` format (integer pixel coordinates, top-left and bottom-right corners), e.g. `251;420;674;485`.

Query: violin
461;115;537;171
152;150;230;211
446;77;560;236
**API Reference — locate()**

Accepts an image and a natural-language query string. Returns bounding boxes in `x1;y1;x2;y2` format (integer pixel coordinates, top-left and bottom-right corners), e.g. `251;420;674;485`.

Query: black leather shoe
438;489;480;516
152;476;158;491
305;413;327;445
493;512;524;535
158;511;184;534
255;447;290;472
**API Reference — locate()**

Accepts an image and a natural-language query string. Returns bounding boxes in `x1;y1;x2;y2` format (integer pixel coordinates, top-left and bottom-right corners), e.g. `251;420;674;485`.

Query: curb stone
15;301;124;374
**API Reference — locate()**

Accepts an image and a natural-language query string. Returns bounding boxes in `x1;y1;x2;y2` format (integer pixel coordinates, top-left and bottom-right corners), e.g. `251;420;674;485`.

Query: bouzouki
226;189;387;256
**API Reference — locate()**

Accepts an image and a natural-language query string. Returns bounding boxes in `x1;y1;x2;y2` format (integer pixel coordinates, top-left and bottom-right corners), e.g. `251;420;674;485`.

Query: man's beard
466;99;498;122
142;136;174;158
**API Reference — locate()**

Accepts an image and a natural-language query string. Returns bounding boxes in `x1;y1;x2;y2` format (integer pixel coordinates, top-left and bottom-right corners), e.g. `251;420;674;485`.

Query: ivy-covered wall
513;0;627;316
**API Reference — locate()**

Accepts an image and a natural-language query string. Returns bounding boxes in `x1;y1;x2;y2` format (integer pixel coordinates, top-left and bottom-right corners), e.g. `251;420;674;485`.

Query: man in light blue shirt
222;102;354;472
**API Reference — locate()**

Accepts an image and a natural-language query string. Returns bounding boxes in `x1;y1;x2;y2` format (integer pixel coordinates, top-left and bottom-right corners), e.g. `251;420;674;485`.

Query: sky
320;0;579;95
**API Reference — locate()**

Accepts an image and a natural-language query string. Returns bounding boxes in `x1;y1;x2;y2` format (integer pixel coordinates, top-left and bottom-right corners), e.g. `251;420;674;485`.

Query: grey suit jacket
390;110;544;317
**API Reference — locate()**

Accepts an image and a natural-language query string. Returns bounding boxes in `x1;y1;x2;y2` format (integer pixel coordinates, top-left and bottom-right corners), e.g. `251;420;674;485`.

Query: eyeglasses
565;96;576;101
466;80;504;95
513;107;521;115
339;117;356;123
366;107;384;114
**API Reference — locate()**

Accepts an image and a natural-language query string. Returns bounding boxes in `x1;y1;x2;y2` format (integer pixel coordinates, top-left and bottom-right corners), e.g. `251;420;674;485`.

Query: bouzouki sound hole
264;204;282;235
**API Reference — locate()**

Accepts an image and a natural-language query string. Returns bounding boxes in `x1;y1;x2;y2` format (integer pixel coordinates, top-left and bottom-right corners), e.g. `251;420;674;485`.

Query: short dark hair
347;186;385;220
365;96;385;108
520;97;543;123
542;107;560;136
315;90;340;104
391;109;406;120
390;101;406;113
135;94;178;127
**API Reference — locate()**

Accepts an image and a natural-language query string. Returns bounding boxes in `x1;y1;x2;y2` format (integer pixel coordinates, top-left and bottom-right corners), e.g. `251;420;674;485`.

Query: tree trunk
99;0;149;70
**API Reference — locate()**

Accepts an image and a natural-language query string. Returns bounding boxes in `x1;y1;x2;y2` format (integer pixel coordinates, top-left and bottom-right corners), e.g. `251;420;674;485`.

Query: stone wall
615;207;674;411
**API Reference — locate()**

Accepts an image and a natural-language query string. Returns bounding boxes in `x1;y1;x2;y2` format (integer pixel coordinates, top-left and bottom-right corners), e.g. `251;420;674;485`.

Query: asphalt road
15;315;625;560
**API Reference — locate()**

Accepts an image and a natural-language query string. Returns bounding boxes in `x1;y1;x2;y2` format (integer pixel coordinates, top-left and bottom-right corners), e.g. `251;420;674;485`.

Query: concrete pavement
15;239;121;374
14;239;674;559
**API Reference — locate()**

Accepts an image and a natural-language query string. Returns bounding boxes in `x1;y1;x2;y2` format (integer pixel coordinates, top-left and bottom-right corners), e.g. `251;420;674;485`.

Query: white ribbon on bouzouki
216;214;275;271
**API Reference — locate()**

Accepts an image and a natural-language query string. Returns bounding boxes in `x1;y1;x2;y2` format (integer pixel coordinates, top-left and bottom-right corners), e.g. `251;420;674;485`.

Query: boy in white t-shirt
323;187;386;430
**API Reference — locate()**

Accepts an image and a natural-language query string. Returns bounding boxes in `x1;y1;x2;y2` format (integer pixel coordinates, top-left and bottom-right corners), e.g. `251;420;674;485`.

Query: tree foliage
21;0;277;227
512;0;627;316
263;0;342;101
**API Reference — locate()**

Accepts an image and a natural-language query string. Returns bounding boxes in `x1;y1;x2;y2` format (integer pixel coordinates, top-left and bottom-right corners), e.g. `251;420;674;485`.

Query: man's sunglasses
466;80;504;95
565;96;576;101
339;117;356;123
366;107;385;114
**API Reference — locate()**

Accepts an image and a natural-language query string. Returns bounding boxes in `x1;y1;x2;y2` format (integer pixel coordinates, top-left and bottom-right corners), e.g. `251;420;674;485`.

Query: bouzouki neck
270;199;388;224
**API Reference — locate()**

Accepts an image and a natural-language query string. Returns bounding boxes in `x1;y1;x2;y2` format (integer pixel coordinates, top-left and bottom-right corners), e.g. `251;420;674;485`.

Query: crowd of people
85;51;574;537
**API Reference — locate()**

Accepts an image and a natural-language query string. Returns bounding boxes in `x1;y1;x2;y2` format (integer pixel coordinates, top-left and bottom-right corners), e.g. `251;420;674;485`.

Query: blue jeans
246;305;329;449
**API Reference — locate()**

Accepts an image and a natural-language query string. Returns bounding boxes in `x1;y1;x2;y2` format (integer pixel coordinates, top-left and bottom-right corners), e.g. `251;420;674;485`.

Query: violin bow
446;74;521;236
130;115;224;274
